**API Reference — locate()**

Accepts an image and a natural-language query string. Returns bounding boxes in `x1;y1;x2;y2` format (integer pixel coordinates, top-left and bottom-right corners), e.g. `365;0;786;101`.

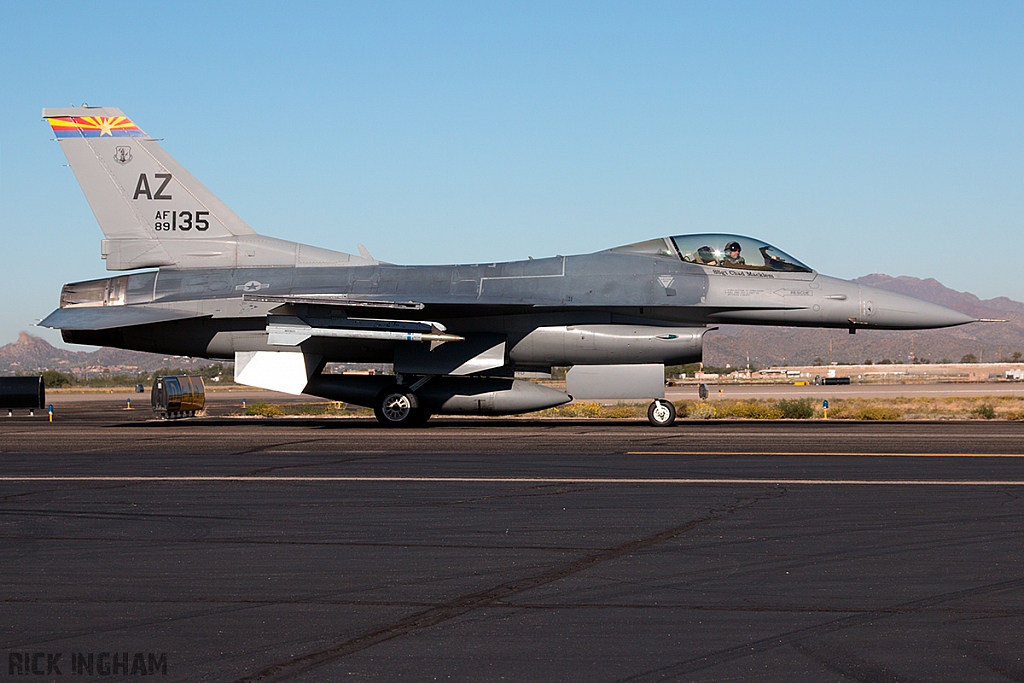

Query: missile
267;316;464;346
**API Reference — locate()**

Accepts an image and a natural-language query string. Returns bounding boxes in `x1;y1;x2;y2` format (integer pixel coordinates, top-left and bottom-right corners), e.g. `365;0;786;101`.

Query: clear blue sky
1;1;1021;348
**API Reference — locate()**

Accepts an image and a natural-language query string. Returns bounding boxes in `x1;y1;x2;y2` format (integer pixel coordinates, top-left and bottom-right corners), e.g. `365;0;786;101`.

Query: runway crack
615;575;1024;682
228;492;774;683
240;453;398;476
229;438;329;457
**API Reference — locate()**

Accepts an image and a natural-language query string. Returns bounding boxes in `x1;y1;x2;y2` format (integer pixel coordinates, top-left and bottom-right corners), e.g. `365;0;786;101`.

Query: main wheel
647;399;676;427
374;386;423;427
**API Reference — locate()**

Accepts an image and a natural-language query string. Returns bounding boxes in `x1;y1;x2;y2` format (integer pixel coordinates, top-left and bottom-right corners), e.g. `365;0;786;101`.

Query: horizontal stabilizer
38;306;203;331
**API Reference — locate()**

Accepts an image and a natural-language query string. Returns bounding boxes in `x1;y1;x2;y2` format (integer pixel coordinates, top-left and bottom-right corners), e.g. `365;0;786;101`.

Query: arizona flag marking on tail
49;116;146;139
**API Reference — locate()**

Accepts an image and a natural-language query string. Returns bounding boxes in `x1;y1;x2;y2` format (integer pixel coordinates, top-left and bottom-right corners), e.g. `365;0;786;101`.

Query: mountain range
703;274;1024;368
1;274;1020;373
0;332;218;375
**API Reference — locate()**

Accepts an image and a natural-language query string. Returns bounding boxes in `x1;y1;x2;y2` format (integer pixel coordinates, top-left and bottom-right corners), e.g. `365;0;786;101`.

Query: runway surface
2;405;1024;681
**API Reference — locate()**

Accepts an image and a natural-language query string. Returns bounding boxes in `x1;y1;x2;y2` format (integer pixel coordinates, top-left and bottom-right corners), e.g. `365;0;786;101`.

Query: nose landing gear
647;399;676;427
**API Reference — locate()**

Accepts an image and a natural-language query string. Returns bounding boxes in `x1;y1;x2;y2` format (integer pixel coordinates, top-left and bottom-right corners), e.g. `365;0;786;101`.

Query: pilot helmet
725;241;741;253
697;246;715;261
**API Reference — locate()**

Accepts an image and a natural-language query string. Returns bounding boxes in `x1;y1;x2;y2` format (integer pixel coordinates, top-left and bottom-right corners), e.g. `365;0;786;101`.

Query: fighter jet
39;106;977;426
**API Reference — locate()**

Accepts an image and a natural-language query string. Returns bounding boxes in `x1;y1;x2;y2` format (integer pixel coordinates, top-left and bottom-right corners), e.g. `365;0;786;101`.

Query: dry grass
237;396;1024;421
538;402;647;418
243;402;284;417
686;402;717;419
714;400;785;419
241;402;372;417
542;395;1024;421
822;396;1024;421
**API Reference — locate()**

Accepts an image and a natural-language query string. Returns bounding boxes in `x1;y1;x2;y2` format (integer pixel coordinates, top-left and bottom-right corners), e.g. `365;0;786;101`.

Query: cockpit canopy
609;233;813;273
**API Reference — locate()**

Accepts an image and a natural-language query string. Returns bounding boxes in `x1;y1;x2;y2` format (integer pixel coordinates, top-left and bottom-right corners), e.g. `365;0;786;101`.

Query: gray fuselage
53;248;973;371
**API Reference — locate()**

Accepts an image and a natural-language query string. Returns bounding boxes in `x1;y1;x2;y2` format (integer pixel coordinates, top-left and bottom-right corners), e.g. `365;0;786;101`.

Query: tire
373;386;422;427
647;399;676;427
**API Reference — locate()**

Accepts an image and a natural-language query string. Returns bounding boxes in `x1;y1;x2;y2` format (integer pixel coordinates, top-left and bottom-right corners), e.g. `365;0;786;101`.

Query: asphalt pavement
2;405;1024;681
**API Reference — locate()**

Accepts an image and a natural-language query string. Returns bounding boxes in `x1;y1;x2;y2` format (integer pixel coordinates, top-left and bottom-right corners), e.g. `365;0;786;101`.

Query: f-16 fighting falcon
39;107;977;426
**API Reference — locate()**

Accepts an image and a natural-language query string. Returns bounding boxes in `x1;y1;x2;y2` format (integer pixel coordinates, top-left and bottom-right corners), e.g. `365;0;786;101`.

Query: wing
39;306;205;330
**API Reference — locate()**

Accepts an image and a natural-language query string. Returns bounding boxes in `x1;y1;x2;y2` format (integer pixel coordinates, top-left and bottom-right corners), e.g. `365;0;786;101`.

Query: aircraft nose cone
859;285;975;329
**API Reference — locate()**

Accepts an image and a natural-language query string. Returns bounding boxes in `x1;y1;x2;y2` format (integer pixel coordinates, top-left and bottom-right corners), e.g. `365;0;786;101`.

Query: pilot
722;241;745;266
696;246;718;265
760;245;786;270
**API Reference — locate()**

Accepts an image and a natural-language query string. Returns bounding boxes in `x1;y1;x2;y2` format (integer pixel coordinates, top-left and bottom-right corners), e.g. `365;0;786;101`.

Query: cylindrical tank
0;377;45;409
305;374;571;415
508;325;707;366
152;375;206;418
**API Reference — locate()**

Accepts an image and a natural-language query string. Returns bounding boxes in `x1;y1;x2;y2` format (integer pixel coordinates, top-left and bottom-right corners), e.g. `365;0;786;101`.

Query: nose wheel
374;386;431;427
647;399;676;427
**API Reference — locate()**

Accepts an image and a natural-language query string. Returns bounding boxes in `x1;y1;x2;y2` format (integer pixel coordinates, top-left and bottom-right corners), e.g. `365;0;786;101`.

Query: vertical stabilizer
44;106;373;270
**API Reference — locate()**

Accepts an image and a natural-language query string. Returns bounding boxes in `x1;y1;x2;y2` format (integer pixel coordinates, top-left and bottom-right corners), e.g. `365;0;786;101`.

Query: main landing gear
647;399;676;427
373;384;431;427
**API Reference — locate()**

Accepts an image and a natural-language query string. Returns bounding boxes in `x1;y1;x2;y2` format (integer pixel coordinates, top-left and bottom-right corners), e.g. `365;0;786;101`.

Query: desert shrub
603;403;648;419
717;401;784;419
549;402;603;417
1006;411;1024;421
249;402;374;417
688;402;718;419
854;406;902;421
971;404;996;420
537;402;654;418
673;400;692;416
40;370;75;388
824;404;849;418
778;398;815;419
245;402;284;417
282;402;348;416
